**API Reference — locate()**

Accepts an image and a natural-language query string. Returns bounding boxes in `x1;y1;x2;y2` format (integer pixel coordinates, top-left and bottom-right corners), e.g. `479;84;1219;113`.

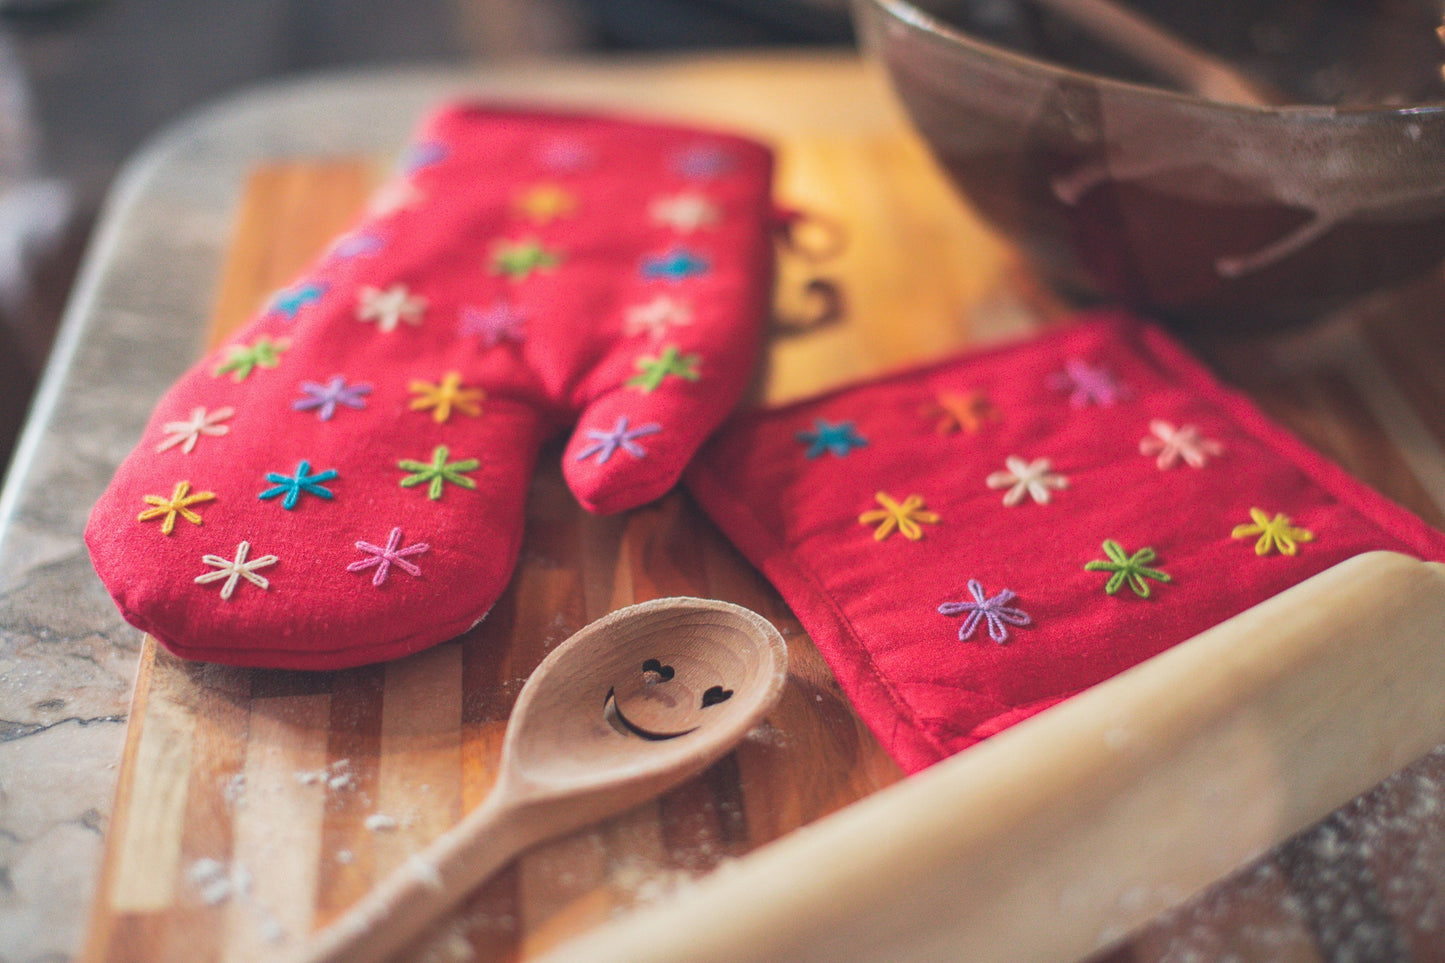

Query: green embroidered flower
490;237;560;279
398;445;479;501
213;335;289;382
1085;539;1171;598
626;345;701;393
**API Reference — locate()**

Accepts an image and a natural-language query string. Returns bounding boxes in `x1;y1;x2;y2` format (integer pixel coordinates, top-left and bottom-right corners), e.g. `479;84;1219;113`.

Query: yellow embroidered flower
409;371;485;423
137;480;216;535
859;492;939;542
1231;507;1314;556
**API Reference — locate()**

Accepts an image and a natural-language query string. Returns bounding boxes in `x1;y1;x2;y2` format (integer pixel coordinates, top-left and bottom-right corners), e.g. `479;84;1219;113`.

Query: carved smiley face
604;657;735;741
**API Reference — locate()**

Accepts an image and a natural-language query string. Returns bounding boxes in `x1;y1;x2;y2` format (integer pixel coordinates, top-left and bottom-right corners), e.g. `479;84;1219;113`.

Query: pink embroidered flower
1140;419;1223;469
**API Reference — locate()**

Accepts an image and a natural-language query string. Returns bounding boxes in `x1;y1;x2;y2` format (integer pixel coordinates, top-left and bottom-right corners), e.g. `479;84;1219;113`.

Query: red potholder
684;311;1445;773
85;104;775;670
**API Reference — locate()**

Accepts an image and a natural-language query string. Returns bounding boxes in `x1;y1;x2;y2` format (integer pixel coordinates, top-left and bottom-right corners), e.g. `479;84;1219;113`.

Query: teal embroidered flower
796;419;867;459
259;460;338;510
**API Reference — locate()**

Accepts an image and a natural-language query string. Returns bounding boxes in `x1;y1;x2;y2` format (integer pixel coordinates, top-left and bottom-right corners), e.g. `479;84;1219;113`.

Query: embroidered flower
461;299;527;347
986;456;1068;507
366;178;424;218
939;580;1031;643
672;144;734;179
409;371;484;423
258;459;338;510
213;336;289;382
649;192;721;233
1085;540;1171;597
195;541;278;600
921;390;999;435
536;138;593;172
156;406;234;454
490;237;560;280
268;281;327;319
1231;508;1314;556
575;416;661;464
398;445;479;501
1140;420;1223;469
624;294;693;340
859;492;939;541
328;232;386;260
347;526;429;587
293;376;371;421
400;140;448;174
356;284;426;332
627;346;701;393
796;419;867;459
137;480;216;535
1049;358;1128;408
641;247;710;281
514;184;577;224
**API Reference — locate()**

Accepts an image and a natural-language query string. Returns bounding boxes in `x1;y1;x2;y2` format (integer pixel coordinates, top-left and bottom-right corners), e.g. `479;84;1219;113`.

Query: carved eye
701;686;733;708
640;658;675;684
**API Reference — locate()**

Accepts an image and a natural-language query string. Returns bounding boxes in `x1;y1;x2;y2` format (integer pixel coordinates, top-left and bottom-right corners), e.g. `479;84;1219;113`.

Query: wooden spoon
289;597;788;963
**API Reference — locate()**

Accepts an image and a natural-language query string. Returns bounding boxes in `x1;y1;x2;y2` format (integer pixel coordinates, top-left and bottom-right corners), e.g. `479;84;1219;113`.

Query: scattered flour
296;758;356;791
186;858;252;905
365;813;398;832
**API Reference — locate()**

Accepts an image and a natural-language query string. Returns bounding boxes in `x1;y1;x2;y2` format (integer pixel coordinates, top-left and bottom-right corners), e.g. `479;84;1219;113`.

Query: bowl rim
858;0;1445;119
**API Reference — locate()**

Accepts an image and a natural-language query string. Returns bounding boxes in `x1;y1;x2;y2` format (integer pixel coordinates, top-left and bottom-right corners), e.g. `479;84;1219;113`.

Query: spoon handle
290;791;542;963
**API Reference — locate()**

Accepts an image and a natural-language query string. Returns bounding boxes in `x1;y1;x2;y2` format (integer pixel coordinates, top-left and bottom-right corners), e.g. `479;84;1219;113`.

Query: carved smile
603;687;698;741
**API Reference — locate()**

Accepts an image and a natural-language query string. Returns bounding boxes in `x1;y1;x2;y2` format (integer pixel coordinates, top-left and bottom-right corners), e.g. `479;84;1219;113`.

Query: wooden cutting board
80;123;1445;962
79;131;1060;963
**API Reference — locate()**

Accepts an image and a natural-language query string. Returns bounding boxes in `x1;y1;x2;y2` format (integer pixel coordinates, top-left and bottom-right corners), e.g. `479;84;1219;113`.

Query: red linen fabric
685;312;1445;773
86;104;775;670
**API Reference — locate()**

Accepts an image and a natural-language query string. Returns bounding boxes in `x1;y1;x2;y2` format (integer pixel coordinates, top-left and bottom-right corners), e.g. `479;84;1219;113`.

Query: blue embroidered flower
796;419;867;459
575;416;661;464
641;247;710;281
293;376;372;421
259;459;338;510
938;580;1031;644
269;282;328;320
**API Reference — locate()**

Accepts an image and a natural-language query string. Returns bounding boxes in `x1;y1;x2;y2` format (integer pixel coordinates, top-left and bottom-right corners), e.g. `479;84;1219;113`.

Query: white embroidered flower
649;191;721;232
356;284;426;333
986;456;1068;507
195;541;278;600
623;294;694;339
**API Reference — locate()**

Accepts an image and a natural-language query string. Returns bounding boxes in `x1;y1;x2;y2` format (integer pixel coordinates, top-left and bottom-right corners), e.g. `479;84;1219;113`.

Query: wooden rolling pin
536;551;1445;962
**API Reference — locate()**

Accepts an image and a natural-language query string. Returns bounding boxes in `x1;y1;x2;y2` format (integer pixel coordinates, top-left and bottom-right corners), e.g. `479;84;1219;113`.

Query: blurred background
0;0;854;484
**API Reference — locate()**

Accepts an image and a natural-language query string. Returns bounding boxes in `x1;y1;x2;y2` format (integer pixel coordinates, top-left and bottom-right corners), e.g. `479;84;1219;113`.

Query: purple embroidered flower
347;526;429;587
400;140;448;174
328;231;386;260
293;376;372;421
537;137;594;172
939;580;1031;644
575;416;661;464
1048;358;1129;408
673;144;734;179
460;299;527;347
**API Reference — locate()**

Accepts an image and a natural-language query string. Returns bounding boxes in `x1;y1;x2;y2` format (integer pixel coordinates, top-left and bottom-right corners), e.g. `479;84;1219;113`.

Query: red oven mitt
684;311;1445;773
85;104;775;670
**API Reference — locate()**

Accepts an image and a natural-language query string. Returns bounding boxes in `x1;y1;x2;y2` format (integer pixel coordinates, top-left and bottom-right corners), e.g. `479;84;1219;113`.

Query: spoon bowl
291;597;787;963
